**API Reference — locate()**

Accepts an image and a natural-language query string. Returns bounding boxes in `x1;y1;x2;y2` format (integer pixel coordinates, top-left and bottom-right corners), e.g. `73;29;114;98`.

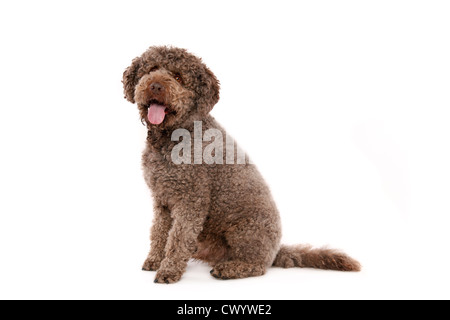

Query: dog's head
122;46;220;128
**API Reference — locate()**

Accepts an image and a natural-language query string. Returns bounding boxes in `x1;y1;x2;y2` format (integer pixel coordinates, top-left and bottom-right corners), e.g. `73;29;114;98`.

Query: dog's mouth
145;100;176;125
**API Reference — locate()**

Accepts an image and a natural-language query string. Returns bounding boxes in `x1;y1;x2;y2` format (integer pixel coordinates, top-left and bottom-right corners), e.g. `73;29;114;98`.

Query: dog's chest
142;149;201;206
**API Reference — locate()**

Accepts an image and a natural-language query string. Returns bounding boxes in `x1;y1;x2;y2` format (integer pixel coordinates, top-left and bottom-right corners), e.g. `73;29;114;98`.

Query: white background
0;0;449;300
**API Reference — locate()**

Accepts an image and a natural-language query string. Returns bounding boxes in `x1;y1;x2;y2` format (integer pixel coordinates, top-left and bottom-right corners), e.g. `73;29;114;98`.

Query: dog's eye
174;73;183;84
150;66;159;72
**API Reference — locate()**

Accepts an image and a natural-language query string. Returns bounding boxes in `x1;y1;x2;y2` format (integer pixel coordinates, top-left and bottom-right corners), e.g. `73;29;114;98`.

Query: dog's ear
197;67;220;115
122;57;142;103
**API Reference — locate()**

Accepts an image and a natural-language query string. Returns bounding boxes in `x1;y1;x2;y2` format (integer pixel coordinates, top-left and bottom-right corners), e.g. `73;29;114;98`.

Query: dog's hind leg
210;217;280;280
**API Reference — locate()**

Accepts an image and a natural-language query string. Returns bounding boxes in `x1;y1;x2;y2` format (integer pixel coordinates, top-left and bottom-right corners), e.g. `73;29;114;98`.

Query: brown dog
122;46;360;283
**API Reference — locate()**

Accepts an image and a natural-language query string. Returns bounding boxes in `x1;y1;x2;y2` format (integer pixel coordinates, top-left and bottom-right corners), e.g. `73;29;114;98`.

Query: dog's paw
142;257;162;271
210;265;232;280
210;261;266;280
154;268;182;284
210;268;231;280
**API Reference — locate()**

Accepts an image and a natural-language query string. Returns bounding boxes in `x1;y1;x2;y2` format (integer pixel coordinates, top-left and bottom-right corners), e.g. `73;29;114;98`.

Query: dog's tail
272;244;361;271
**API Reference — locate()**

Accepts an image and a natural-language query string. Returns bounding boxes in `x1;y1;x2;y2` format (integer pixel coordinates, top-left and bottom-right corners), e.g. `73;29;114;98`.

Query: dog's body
123;46;360;283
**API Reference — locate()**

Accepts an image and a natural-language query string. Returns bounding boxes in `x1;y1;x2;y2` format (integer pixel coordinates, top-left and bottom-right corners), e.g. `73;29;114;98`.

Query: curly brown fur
272;245;361;271
122;46;360;284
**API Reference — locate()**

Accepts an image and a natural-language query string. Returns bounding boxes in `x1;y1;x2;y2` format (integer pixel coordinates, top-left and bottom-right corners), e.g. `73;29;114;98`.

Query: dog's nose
149;82;164;94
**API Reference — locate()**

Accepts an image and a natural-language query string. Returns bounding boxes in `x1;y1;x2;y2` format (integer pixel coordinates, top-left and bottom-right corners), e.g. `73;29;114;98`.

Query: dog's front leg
142;203;173;271
154;201;207;284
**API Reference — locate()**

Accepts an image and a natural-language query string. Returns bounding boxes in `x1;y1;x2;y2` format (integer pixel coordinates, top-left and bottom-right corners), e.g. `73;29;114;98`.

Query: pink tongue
148;104;166;125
